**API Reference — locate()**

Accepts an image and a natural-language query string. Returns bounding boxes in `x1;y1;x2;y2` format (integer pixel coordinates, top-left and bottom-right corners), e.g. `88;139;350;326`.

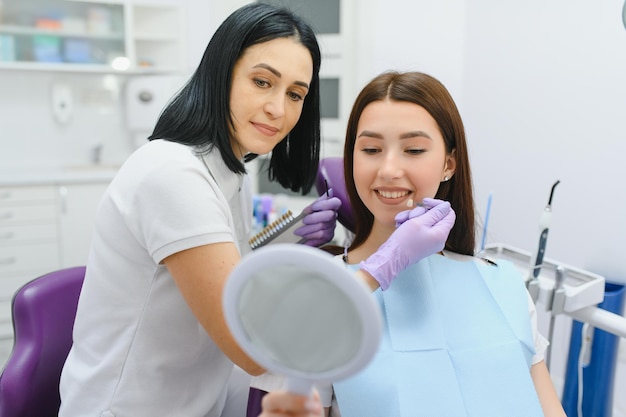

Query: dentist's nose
263;92;286;119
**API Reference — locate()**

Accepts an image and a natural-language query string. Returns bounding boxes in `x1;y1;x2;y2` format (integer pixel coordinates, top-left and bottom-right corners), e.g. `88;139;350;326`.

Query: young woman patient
254;70;567;417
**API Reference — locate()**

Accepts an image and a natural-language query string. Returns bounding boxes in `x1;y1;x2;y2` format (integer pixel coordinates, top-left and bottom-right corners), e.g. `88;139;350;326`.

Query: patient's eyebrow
399;131;432;140
357;130;383;139
357;130;432;139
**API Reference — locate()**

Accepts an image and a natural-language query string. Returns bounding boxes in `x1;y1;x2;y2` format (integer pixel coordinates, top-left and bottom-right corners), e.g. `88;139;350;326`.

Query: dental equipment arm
546;266;567;369
567;306;626;339
484;243;626;339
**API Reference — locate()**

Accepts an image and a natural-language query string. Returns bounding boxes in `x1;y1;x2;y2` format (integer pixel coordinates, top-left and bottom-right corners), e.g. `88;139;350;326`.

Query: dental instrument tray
482;243;605;313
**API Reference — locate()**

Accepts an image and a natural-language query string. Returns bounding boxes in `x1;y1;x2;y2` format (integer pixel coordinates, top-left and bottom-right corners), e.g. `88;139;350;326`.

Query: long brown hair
343;71;476;256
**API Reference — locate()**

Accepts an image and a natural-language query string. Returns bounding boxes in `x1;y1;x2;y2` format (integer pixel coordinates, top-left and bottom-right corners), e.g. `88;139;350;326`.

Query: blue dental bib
334;255;543;417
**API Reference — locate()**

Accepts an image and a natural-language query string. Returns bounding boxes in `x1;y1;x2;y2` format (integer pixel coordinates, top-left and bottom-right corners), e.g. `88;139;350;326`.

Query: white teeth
378;190;409;199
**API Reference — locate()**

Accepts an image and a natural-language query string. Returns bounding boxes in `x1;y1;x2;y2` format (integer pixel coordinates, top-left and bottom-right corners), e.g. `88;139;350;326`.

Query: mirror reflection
238;264;363;373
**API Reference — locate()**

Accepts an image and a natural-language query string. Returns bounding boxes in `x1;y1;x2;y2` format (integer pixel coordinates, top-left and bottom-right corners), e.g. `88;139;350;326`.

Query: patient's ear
444;149;457;179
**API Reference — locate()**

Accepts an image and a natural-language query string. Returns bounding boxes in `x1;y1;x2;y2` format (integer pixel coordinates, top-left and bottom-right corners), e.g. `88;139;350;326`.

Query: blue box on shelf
63;39;91;63
0;35;16;61
33;35;62;62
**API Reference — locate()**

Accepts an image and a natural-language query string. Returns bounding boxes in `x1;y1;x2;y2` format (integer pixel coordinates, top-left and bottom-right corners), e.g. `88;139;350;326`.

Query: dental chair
0;266;86;417
314;156;355;233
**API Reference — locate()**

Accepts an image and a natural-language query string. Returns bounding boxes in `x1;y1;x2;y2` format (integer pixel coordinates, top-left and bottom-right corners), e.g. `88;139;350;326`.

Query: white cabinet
0;185;61;359
0;181;109;364
127;4;184;73
57;183;108;267
0;185;61;293
0;0;185;73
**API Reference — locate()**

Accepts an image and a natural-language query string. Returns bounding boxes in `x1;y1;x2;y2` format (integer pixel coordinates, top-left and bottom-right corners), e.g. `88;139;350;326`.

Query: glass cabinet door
0;0;125;70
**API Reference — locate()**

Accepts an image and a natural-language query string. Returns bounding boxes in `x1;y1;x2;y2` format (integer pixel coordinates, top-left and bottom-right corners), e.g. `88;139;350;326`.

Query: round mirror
224;244;382;395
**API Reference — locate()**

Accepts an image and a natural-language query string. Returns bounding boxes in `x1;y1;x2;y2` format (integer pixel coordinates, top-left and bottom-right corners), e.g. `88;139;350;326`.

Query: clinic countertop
0;165;121;187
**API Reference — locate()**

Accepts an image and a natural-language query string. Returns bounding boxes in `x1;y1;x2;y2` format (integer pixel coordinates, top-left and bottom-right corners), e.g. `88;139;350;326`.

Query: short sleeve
118;153;235;264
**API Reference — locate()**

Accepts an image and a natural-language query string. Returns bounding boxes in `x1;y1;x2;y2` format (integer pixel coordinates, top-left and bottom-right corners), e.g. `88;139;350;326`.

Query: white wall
464;0;626;285
353;0;467;104
0;71;133;169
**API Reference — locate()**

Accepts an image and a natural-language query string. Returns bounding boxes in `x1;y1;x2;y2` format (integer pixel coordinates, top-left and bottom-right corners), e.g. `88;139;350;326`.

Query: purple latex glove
360;199;456;290
293;189;342;247
393;198;445;227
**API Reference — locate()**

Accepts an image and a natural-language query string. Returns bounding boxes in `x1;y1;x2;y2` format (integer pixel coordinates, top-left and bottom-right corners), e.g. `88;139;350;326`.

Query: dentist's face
229;37;313;159
353;99;455;229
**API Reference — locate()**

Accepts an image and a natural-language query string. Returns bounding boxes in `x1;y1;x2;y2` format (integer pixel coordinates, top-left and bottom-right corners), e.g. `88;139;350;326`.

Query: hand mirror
223;244;382;395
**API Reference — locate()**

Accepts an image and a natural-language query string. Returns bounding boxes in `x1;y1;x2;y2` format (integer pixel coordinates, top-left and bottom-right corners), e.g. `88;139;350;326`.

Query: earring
443;176;449;182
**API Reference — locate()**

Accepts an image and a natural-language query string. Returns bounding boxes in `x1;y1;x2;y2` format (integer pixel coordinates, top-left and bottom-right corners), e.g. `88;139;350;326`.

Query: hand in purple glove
393;198;445;227
360;199;456;290
293;189;342;247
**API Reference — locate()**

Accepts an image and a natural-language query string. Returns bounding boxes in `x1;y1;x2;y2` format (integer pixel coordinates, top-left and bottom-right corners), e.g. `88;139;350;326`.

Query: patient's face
353;99;453;230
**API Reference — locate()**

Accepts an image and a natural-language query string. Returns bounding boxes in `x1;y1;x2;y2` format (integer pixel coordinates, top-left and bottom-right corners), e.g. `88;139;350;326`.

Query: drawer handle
0;257;16;265
0;231;15;240
0;212;13;220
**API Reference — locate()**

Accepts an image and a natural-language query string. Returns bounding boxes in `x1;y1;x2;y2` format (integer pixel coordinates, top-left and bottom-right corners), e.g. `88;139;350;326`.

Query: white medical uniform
59;139;253;417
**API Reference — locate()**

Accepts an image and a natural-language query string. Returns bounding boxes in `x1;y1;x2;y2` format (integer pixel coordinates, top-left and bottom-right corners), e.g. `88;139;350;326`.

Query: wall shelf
0;0;185;74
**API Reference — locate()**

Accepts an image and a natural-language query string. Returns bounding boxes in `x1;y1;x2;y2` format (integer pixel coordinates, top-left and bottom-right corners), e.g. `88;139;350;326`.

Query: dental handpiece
530;180;560;280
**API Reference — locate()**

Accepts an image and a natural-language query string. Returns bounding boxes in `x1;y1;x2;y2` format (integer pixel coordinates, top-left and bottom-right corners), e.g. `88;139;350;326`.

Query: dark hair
344;71;476;255
148;3;321;194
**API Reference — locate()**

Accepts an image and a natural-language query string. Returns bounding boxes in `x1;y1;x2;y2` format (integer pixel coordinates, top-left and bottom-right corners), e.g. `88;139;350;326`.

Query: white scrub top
59;140;252;417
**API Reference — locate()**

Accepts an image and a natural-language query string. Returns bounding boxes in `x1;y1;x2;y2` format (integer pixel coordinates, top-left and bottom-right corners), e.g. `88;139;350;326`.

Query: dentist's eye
254;78;270;88
287;91;304;102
